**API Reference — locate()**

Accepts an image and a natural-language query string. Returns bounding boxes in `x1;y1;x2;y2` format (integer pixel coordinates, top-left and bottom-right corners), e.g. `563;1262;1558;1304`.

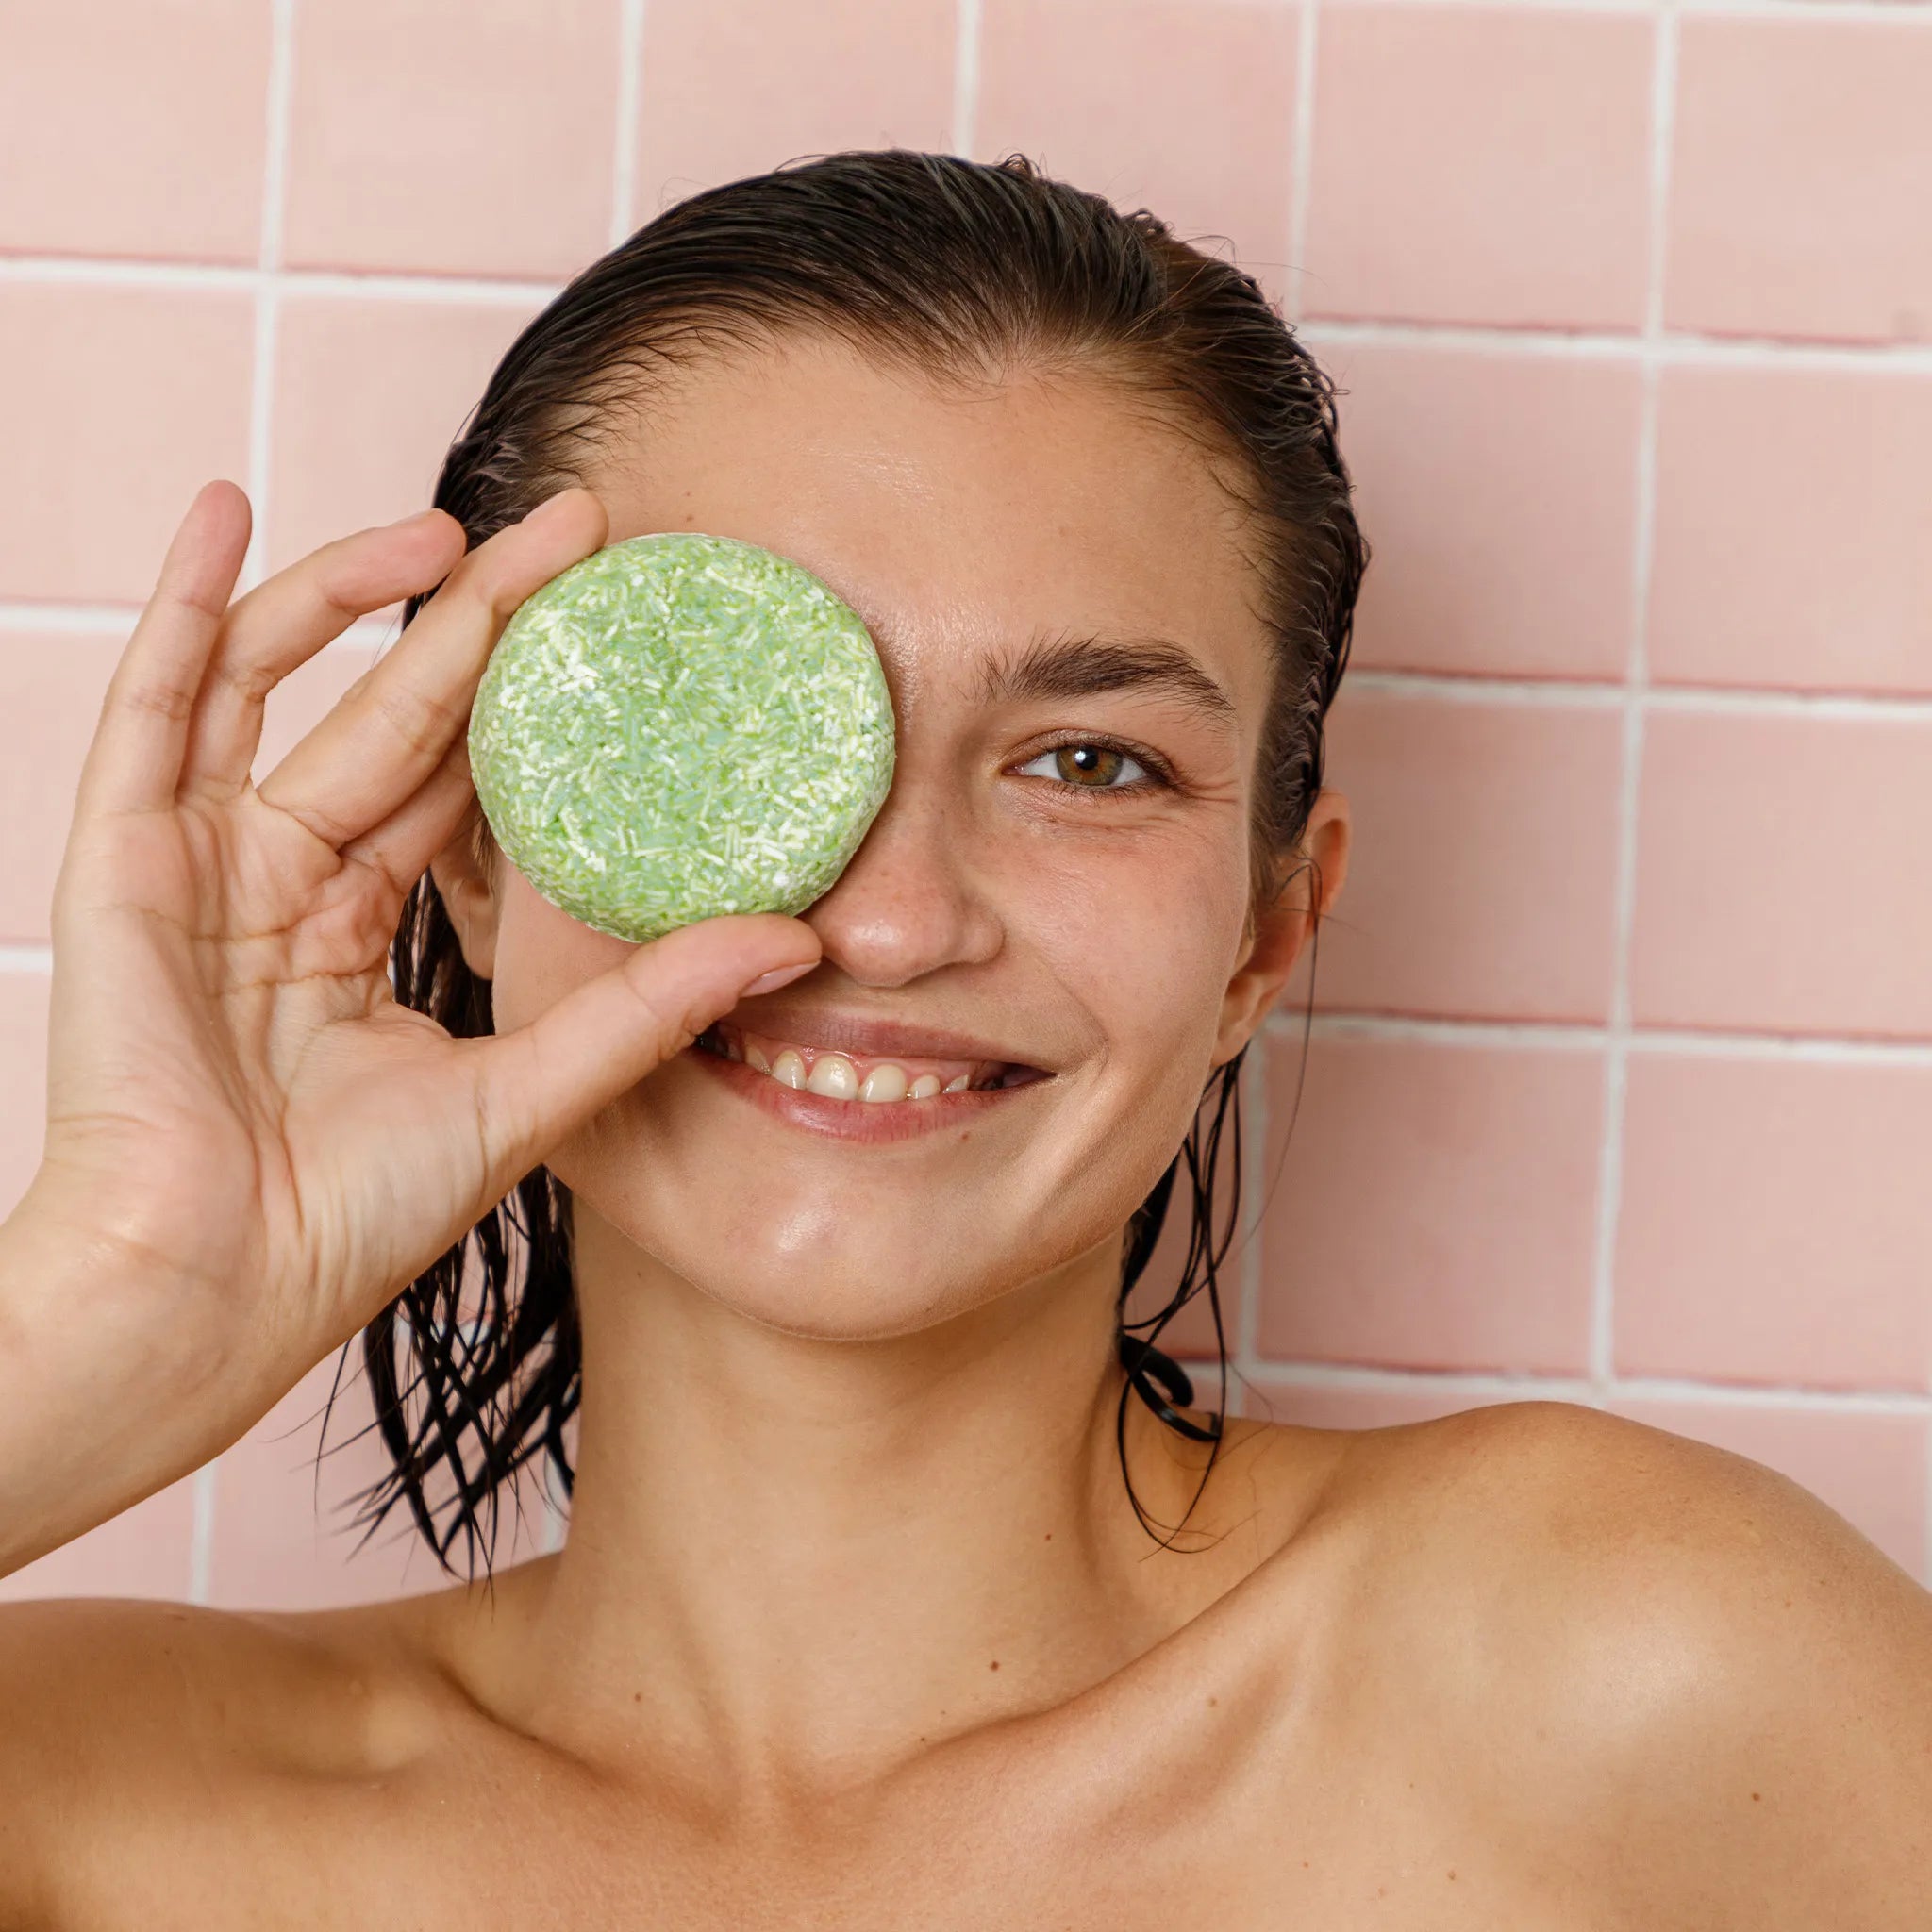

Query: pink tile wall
3;0;1929;1609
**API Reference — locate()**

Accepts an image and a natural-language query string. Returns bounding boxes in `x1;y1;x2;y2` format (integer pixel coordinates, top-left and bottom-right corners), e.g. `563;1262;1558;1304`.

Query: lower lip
684;1042;1048;1143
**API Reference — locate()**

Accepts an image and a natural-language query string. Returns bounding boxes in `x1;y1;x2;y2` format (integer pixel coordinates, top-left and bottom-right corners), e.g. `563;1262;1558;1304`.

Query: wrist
0;1178;248;1579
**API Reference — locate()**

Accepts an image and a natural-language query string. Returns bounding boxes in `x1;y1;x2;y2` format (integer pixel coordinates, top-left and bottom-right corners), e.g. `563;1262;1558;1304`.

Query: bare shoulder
1335;1399;1932;1928
0;1583;469;1914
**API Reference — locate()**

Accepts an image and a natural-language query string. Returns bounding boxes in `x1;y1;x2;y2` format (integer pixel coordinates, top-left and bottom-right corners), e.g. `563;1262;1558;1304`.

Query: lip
685;1036;1051;1144
721;1005;1053;1072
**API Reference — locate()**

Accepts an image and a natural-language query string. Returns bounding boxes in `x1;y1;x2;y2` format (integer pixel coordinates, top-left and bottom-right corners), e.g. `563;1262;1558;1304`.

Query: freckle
1751;1792;1760;1802
1208;1696;1218;1707
632;1691;641;1703
1043;1532;1052;1541
1447;1870;1457;1881
989;1659;1000;1671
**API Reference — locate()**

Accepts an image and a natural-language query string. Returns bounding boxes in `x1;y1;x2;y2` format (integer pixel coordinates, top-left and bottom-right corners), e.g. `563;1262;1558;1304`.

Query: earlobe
428;825;502;981
1211;788;1352;1066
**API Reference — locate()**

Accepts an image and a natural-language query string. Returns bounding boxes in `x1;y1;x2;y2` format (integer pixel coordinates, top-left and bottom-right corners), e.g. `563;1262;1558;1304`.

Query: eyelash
1010;735;1177;803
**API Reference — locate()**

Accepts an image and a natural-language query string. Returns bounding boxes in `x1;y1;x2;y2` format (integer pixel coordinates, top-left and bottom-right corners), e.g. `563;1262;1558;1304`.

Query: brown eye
1055;743;1124;787
1014;740;1161;797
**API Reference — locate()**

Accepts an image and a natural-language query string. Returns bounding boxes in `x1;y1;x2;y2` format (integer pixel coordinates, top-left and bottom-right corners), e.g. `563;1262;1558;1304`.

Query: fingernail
741;959;815;999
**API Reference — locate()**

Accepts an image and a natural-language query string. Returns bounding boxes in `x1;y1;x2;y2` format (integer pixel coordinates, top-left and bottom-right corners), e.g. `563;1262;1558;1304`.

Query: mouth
692;1019;1052;1104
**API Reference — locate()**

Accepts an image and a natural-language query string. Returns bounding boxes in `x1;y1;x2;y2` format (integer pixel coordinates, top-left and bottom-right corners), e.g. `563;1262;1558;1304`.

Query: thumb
460;913;820;1193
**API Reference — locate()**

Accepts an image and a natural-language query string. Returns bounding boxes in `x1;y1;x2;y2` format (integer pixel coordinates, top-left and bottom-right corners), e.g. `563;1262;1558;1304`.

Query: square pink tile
1313;336;1642;680
0;633;125;942
636;0;956;221
1602;1398;1927;1587
0;1475;196;1606
0;287;254;604
1666;18;1932;345
1648;364;1932;696
0;972;51;1219
0;0;269;263
1615;1054;1932;1395
1305;4;1654;330
1257;1032;1605;1374
1630;711;1932;1039
269;296;543;572
1304;687;1624;1023
977;0;1301;307
283;0;620;278
208;1355;473;1611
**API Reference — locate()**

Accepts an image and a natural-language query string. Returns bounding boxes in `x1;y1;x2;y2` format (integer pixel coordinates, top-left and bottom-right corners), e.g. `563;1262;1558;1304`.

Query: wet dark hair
348;148;1365;1578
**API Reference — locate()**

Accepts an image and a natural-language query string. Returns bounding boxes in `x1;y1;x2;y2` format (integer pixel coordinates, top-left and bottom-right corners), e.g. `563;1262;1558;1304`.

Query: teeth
858;1063;908;1104
805;1053;860;1100
720;1027;1024;1104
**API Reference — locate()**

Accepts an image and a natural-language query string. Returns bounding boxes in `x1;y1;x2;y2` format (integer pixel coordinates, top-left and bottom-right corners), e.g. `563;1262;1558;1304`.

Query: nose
800;763;1004;988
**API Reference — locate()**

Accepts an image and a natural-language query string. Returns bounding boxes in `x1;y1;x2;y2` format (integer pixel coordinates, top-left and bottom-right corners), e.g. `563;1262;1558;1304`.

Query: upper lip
723;1006;1052;1071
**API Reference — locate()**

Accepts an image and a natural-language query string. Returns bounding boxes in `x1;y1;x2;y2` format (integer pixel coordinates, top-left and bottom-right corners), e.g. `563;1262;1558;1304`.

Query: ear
1212;787;1351;1068
428;812;503;982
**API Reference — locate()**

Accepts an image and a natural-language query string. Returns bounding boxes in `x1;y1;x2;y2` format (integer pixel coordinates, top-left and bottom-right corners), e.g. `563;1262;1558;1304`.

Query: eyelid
1008;731;1178;800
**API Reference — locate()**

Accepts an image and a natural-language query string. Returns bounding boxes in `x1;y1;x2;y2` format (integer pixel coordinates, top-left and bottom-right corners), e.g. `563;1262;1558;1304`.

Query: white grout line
0;254;564;307
1275;1008;1932;1066
1286;0;1320;327
1231;1020;1270;1422
0;604;139;634
1586;0;1675;1406
188;1461;219;1605
609;0;647;245
951;0;982;158
1341;668;1932;721
1240;1358;1932;1417
1302;315;1932;374
242;0;297;593
1312;0;1932;22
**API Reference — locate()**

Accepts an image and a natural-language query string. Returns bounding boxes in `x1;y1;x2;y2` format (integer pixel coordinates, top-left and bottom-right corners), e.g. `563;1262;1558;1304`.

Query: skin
1;332;1929;1928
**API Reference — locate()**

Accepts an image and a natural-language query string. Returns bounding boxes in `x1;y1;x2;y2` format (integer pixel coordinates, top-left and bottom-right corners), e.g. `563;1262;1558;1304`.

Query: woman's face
457;332;1341;1341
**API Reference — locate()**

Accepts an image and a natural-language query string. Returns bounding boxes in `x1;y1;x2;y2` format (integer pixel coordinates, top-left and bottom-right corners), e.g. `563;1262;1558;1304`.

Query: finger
337;731;478;907
179;507;469;798
73;482;250;819
257;488;608;850
459;915;822;1195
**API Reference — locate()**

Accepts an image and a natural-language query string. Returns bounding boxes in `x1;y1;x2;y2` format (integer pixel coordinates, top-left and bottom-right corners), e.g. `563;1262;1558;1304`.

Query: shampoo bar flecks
468;532;895;942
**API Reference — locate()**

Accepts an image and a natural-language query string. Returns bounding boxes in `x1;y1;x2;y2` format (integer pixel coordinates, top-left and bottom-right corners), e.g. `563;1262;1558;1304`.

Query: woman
0;151;1925;1924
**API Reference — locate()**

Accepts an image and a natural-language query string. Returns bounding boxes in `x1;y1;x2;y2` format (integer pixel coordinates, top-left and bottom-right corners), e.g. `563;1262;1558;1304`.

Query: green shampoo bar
468;532;895;942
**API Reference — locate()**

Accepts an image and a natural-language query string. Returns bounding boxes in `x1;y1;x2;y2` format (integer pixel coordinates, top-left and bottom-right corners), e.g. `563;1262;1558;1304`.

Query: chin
555;1043;1203;1343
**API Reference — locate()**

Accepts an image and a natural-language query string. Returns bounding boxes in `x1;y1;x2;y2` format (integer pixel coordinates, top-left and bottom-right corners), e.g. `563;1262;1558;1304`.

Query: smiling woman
1;149;1928;1927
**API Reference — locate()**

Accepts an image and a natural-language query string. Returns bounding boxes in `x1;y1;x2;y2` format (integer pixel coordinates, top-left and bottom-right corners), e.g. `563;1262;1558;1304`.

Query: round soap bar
468;532;895;942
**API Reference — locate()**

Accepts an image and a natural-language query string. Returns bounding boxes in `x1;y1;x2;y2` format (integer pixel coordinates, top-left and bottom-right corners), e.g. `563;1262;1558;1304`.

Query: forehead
583;332;1273;708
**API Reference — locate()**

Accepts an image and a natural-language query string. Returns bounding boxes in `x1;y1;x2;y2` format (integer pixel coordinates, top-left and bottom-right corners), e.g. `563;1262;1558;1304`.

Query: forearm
0;1180;244;1582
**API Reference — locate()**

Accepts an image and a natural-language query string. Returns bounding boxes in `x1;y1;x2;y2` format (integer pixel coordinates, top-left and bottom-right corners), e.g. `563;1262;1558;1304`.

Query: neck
463;1198;1264;1807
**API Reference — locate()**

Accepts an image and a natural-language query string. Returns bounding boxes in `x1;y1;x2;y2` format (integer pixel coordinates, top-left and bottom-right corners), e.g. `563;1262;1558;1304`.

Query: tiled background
3;0;1930;1607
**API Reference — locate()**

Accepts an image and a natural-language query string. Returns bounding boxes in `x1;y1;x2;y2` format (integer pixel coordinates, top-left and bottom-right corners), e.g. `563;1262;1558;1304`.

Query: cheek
1013;823;1250;1054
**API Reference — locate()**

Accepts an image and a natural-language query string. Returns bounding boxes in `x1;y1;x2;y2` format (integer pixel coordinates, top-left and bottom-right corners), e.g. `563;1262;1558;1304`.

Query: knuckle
114;676;195;727
366;677;463;763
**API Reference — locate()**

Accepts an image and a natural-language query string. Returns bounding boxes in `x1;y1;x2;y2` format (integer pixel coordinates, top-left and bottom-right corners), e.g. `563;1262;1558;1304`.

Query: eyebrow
969;629;1239;733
